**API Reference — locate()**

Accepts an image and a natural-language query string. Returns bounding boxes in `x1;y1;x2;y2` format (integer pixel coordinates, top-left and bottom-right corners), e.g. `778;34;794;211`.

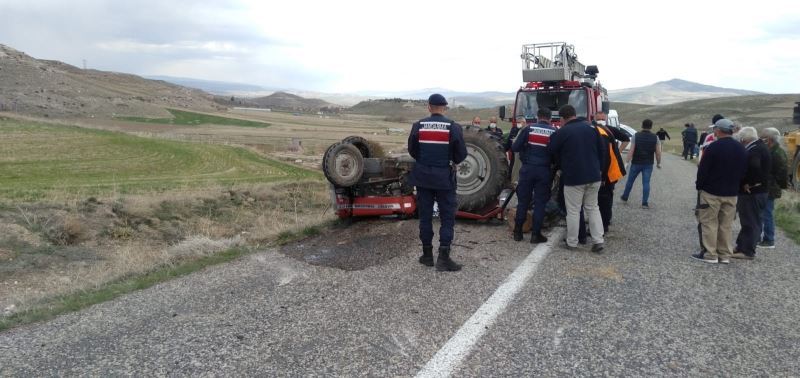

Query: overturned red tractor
322;131;512;220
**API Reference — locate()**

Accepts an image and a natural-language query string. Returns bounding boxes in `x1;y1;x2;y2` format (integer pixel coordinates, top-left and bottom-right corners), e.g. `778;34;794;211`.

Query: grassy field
0;116;334;329
0;117;313;199
117;108;270;128
776;189;800;244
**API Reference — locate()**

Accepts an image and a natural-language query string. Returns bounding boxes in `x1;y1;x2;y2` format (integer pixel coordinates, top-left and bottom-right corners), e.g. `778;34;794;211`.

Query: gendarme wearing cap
428;93;448;106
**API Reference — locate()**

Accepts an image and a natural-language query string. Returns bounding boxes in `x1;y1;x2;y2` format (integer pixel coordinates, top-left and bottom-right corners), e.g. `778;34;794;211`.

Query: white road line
415;228;565;378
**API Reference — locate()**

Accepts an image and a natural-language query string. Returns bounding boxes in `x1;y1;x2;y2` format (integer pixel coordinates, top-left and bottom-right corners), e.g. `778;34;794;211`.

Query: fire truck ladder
521;42;592;82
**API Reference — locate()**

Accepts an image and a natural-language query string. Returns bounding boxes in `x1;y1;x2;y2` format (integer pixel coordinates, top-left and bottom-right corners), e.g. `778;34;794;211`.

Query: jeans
760;197;776;243
621;164;654;205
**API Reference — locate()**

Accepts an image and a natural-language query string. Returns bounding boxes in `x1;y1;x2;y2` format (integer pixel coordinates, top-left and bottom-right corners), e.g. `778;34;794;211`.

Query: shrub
46;216;89;245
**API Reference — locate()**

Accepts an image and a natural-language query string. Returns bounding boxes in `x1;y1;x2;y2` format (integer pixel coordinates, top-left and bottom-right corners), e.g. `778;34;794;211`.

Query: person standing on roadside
758;127;789;249
692;119;747;264
656;127;671;143
486;116;503;138
731;126;771;261
506;116;524;179
593;112;629;231
512;108;556;244
471;116;481;128
620;119;661;208
699;114;725;161
549;105;606;253
681;123;698;159
408;94;468;272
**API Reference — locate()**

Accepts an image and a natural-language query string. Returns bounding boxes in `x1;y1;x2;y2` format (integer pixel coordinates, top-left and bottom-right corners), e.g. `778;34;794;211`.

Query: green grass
117;108;270;128
0;117;319;199
0;247;249;332
775;190;800;244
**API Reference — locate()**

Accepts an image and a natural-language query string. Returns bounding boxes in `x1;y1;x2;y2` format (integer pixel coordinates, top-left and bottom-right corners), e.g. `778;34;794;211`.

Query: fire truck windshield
515;89;588;120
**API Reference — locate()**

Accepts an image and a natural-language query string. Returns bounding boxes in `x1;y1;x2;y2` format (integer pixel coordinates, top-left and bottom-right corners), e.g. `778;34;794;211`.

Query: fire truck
499;42;609;127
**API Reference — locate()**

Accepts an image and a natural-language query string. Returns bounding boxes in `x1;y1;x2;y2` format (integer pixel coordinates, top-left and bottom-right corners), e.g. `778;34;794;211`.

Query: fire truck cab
499;42;609;128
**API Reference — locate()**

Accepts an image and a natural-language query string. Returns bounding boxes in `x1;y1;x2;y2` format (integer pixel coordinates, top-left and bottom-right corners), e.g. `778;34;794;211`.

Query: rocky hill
609;79;763;105
247;91;334;112
0;44;220;118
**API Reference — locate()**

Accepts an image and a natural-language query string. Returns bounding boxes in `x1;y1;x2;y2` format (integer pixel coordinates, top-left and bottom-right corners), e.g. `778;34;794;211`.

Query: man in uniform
408;94;468;272
511;108;556;243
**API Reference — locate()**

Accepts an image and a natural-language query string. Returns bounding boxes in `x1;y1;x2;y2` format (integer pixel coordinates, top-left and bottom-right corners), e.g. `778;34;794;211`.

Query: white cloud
1;0;798;93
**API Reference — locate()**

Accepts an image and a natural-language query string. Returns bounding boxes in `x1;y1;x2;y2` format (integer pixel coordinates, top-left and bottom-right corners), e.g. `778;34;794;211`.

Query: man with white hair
758;127;789;249
731;126;771;260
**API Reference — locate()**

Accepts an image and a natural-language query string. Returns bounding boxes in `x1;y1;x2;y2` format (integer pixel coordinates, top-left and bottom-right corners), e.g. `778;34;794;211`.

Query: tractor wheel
342;136;374;159
322;142;364;187
456;126;510;212
792;152;800;189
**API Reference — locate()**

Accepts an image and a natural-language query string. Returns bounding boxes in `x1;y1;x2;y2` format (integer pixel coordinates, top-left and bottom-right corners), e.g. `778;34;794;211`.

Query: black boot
436;246;462;272
418;246;434;267
513;224;523;241
531;232;548;244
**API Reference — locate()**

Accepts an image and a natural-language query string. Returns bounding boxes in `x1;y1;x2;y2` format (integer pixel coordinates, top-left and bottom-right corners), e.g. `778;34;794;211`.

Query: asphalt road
2;154;799;376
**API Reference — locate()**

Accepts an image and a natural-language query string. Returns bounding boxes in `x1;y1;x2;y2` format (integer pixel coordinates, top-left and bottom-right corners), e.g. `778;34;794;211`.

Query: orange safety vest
597;126;623;183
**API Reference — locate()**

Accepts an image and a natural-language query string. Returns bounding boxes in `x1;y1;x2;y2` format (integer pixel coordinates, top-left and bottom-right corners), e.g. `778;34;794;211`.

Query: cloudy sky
1;0;799;94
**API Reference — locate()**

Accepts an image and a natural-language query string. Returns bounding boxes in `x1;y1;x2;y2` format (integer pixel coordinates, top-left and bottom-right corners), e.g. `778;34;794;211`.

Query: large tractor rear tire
342;136;374;159
456;126;510;212
322;142;364;187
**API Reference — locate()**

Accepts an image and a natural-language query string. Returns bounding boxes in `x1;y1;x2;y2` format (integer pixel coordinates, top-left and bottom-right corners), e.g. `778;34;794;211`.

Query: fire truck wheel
342;136;374;159
322;142;365;187
457;126;510;212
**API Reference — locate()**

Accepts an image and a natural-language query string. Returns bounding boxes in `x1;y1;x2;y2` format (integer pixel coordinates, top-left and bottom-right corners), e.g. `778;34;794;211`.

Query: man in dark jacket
692;119;747;264
549;105;606;253
486;116;503;138
408;94;468;271
681;123;698;159
759;127;789;249
656;128;671;142
731;126;771;260
506;117;523;179
512;108;556;243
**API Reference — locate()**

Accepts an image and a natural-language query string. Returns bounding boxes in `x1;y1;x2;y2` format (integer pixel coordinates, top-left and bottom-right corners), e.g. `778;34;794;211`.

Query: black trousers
682;142;695;158
735;193;768;256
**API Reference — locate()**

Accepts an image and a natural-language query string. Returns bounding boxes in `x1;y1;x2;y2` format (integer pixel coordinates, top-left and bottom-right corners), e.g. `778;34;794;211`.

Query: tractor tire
342;136;374;159
456;125;510;212
322;142;364;187
792;152;800;189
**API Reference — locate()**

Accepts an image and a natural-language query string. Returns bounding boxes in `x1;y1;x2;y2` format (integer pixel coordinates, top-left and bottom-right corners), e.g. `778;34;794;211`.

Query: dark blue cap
428;93;448;106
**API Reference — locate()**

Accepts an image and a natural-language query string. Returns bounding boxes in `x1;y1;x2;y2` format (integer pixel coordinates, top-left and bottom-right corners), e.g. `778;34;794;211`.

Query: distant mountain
248;91;334;111
0;44;219;117
145;75;274;95
609;79;764;105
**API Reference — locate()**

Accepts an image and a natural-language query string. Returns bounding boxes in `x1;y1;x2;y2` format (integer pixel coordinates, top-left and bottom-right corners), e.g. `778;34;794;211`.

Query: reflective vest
597;126;623;183
417;119;452;167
